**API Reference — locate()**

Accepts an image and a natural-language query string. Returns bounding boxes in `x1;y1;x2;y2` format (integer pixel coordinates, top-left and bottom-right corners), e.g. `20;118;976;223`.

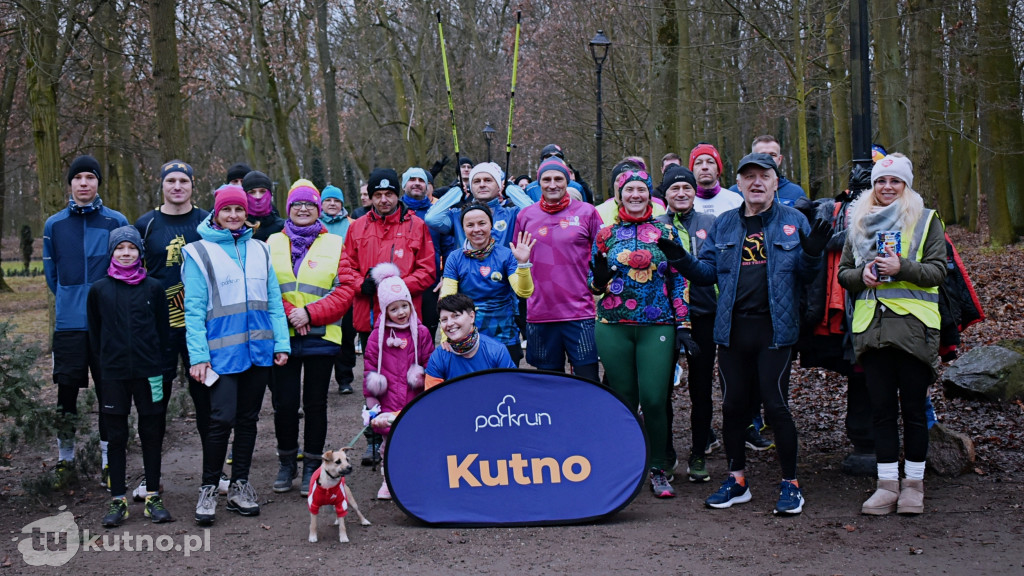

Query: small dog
308;448;371;543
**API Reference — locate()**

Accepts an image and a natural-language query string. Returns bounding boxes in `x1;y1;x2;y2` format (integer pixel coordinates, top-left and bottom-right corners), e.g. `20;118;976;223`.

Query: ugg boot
897;478;924;514
861;479;899;515
272;449;298;493
377;465;391;500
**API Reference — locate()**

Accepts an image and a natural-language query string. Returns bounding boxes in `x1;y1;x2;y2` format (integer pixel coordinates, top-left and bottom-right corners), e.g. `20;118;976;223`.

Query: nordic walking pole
437;10;464;194
504;10;522;181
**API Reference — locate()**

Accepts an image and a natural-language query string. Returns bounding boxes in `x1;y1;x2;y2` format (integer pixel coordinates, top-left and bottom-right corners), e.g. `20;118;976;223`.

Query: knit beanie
401;167;432;189
468;162;504;192
688;143;723;174
321;185;345;204
458;157;474;169
368;168;400;193
286;184;322;215
214;185;248;215
616;169;653;193
242;170;273;192
871;154;914;189
160;160;193;182
536;158;571;182
540;144;565;160
67;155;102;185
663;165;697;189
226;162;252;184
107;225;145;261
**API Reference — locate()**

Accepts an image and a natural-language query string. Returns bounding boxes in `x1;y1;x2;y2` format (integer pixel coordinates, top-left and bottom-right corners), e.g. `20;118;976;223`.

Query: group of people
43;134;945;528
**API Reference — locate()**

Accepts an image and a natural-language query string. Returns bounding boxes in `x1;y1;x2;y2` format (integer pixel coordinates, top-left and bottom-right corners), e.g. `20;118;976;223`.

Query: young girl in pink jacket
363;263;434;499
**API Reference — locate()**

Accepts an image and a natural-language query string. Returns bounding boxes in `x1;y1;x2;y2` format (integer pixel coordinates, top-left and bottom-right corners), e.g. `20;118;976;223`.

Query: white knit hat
365;263;424;397
468;162;504;195
871;154;914;189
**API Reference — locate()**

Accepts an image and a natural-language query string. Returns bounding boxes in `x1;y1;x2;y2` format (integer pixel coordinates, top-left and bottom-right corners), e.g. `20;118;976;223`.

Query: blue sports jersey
425;333;515;382
443;245;521;346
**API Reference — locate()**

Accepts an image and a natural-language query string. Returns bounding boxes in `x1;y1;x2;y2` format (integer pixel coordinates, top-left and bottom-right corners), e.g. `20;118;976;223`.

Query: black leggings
273;355;333;457
685;314;717;456
718;315;798;479
201;367;270;486
106;413;164;497
860;347;931;464
57;384;108;444
333;310;357;387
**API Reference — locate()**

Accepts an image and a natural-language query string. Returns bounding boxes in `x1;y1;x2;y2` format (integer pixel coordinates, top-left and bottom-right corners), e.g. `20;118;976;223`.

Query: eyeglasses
291;201;318;210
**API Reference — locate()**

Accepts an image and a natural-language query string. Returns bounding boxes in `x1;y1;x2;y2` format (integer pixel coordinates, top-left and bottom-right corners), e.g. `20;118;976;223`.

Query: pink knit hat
364;263;424;397
214;185;248;215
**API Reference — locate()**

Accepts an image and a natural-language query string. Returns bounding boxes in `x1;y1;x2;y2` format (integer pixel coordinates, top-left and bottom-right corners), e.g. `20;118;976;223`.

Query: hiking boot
361;440;381;466
226;479;261;516
300;460;320;497
102;497;129;527
52;460;77;490
144;494;173;523
101;465;110;491
217;473;230;495
773;480;804;515
649;468;676;498
195;484;217;526
273;450;298;493
687;453;710;483
705;476;751;509
705;430;721;454
744;425;774;451
897;478;924;515
862;479;899;515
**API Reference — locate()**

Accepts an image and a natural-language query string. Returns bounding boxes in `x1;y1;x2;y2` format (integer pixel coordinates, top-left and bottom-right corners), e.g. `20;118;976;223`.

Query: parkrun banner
385;369;648;526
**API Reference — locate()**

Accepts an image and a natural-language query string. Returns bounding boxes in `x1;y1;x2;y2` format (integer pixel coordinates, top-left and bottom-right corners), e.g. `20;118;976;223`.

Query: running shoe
144;494;174;523
773;480;804;515
705;429;721;454
705;476;751;509
744;425;774;451
687;453;710;483
102;497;129;527
649;468;676;498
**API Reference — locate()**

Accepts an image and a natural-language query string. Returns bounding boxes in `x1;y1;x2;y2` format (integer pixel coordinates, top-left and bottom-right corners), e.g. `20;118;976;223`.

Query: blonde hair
849;152;923;240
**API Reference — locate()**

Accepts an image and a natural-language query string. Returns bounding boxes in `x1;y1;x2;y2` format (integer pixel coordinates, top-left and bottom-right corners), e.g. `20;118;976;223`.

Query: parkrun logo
15;506;211;567
474;395;552;433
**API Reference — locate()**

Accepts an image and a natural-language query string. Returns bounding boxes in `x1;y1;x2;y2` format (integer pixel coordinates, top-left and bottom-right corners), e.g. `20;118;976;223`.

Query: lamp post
589;30;611;202
482;122;496;163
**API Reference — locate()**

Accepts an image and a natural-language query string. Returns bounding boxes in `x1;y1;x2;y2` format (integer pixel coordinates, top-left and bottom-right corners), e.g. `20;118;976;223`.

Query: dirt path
2;371;1022;576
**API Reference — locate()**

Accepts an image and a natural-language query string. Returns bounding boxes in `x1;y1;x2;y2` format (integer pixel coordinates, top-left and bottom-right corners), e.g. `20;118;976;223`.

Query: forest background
1;0;1022;283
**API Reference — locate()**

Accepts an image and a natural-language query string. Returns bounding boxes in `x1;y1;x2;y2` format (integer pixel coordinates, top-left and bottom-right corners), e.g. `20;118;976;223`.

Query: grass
0;276;50;345
1;260;43;274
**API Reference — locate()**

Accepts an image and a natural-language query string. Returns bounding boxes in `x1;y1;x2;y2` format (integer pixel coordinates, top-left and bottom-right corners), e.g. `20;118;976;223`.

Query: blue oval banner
385;369;648;526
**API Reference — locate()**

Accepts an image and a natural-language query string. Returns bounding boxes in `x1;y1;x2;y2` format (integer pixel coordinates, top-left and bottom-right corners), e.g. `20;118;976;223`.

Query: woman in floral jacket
588;169;696;499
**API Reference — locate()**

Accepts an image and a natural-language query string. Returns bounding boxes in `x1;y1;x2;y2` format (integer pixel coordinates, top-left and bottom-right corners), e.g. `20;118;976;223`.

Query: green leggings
595;322;676;471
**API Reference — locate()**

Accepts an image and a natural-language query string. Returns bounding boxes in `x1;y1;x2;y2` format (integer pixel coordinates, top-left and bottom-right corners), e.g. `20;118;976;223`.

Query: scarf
617;204;652;223
321;207;349;223
247;192;273;217
463;237;496;260
108;259;147;285
210;219;247;238
539;193;571;214
69;197;103;215
851;201;904;267
402;195;432;211
449;326;481;357
695;182;721;200
284;220;324;276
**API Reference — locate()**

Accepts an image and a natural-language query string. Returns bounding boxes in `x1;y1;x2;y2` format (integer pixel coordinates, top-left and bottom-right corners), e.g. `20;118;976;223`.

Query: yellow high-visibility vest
852;210;941;333
268;232;344;344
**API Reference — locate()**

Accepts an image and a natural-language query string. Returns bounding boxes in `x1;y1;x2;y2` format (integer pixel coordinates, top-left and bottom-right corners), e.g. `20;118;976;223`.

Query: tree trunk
651;0;677;174
906;0;951;210
674;0;694;152
825;5;851;181
976;0;1023;244
149;0;189;160
97;0;138;220
792;0;810;193
314;0;345;192
0;45;22;293
871;0;907;150
250;0;299;192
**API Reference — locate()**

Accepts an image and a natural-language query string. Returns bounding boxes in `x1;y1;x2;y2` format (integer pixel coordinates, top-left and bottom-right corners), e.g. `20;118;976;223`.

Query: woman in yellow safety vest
837;153;946;516
267;181;357;496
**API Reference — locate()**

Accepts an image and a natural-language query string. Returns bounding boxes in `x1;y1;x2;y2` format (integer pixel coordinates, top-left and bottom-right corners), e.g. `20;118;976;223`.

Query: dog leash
346;426;370;449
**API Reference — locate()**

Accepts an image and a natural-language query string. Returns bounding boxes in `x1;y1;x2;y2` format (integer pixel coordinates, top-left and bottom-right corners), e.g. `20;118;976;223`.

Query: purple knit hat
536;158;571;182
287;184;321;215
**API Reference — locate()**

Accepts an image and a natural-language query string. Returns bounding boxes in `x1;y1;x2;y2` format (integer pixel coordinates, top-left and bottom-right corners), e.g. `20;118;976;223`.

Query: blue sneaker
705;476;751;509
774;480;804;515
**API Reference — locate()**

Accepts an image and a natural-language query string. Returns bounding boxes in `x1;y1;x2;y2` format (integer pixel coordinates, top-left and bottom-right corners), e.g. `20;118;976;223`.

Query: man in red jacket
342;167;436;465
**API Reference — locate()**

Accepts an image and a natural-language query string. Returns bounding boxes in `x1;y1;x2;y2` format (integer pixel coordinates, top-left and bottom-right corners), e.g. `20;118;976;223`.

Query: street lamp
482;122;496;163
589;30;611;202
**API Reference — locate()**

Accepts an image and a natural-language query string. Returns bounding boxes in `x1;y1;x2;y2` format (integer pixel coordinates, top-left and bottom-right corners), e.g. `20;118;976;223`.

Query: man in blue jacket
729;135;807;208
44;155;129;488
660;153;828;516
